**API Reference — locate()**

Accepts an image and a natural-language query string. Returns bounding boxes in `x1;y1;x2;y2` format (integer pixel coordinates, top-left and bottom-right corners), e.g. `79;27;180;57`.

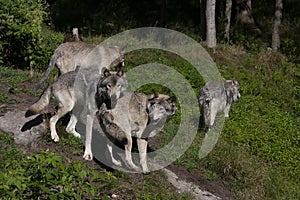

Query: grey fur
36;41;125;90
98;91;177;172
26;67;127;161
198;79;241;132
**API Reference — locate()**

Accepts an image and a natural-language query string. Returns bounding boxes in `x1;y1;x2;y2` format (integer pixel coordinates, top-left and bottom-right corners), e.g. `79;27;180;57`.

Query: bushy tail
198;87;212;128
35;52;59;91
97;111;128;145
25;86;52;117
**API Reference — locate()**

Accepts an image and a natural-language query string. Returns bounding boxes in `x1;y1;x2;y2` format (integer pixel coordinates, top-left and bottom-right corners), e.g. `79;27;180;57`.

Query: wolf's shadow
21;113;53;132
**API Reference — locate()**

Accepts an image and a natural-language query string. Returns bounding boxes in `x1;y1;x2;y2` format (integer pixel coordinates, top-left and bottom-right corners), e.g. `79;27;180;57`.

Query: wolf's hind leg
51;92;74;142
206;101;218;132
203;105;211;131
124;137;139;171
50;105;70;142
66;113;80;138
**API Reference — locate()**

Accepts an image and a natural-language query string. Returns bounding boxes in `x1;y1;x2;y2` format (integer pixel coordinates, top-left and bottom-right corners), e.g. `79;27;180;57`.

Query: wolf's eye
159;107;165;111
107;83;111;89
116;83;121;88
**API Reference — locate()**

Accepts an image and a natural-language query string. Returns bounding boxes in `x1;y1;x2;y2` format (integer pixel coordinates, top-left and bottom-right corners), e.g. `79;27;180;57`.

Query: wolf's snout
109;94;118;108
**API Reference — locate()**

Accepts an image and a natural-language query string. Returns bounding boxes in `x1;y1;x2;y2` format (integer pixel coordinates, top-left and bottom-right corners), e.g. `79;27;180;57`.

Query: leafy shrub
0;0;49;69
0;151;116;199
33;27;64;72
0;133;116;199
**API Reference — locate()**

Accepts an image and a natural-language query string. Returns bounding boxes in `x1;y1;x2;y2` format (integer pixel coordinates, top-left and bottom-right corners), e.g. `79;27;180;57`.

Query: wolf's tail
106;122;128;145
35;52;59;91
97;112;128;145
25;86;52;117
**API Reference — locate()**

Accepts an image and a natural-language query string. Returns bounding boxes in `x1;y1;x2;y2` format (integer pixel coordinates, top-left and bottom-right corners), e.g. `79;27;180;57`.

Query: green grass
159;44;300;200
0;66;40;101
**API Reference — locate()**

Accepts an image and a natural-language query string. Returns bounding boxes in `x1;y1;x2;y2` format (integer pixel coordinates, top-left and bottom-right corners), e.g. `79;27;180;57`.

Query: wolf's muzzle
108;94;118;109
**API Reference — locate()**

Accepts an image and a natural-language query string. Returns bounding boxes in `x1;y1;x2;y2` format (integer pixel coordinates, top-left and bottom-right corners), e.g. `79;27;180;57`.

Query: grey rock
0;110;47;147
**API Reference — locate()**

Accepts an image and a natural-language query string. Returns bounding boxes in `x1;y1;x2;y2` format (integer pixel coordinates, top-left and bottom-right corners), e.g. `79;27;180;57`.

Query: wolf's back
25;86;52;117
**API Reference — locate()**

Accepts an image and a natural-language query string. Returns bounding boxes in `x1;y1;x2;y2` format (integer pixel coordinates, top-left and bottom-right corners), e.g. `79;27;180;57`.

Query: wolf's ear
121;46;127;54
168;96;177;103
116;61;125;75
147;93;155;100
101;67;111;78
231;78;238;85
152;90;160;98
75;65;81;72
222;77;227;82
116;65;125;77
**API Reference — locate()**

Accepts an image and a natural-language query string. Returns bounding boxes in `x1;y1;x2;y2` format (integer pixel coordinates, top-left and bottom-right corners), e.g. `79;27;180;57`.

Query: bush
34;27;64;72
0;0;49;69
0;133;116;199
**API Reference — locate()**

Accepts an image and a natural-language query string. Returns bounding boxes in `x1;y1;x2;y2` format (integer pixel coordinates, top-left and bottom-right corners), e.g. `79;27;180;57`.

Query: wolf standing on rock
198;78;241;132
26;66;128;161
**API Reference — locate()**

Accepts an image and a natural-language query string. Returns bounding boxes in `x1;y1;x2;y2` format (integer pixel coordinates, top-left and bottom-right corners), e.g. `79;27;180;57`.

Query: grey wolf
144;91;177;138
35;41;125;90
97;91;177;172
25;66;127;160
198;78;241;132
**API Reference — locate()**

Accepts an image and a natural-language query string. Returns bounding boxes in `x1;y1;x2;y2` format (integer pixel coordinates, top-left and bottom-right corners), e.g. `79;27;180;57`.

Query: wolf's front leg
107;143;122;166
83;114;94;161
137;138;149;173
224;105;231;118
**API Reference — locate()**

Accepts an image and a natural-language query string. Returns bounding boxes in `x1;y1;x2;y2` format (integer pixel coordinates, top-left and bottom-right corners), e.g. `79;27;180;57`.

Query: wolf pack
25;31;241;173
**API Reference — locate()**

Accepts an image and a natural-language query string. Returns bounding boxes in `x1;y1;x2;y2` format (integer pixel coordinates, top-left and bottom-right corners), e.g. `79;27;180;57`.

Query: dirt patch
167;164;233;200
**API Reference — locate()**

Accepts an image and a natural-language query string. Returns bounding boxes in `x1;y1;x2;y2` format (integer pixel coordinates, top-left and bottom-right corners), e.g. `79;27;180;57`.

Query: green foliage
212;48;299;199
0;66;39;98
34;27;64;71
0;94;15;103
0;0;49;69
0;133;116;199
154;44;300;199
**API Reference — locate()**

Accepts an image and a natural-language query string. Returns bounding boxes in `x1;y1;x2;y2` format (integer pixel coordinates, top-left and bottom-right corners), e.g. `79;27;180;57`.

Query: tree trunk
206;0;216;49
272;0;283;52
224;0;233;42
200;0;206;41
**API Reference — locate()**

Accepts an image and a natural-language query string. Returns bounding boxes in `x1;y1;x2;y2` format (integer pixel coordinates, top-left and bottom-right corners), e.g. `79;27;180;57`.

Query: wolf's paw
112;159;122;167
51;135;60;143
83;151;93;161
142;166;150;174
128;162;139;171
72;131;81;138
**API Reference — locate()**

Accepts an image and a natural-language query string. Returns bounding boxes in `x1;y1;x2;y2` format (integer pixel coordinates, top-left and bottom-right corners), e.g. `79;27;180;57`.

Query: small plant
0;132;116;199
